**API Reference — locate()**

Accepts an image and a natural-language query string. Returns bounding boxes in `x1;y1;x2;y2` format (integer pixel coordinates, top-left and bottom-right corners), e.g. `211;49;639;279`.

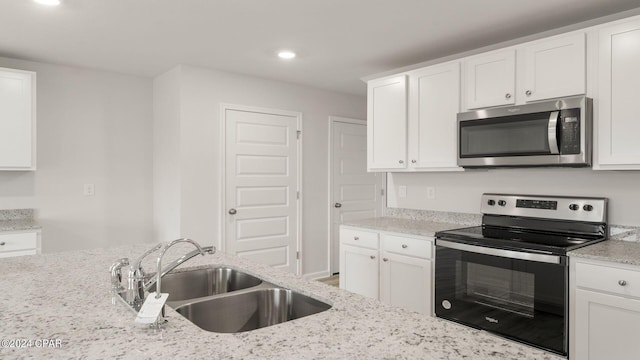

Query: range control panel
516;199;558;210
481;193;607;223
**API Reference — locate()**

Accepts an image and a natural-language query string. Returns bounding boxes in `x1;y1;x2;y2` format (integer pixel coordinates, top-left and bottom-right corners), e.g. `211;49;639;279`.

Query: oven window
456;261;535;318
459;114;551;157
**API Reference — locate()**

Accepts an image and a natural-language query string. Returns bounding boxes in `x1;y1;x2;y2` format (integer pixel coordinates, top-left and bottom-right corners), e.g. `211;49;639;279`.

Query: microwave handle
548;111;560;154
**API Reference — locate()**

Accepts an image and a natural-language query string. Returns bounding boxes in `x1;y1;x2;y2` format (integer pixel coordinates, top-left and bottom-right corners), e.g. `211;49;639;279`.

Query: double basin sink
147;267;331;333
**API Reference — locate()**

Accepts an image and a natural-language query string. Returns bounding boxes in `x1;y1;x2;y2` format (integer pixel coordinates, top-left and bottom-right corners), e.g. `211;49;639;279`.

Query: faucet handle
110;258;130;291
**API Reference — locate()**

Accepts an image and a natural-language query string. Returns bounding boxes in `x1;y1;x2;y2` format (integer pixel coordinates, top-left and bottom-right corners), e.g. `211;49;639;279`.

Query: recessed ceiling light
34;0;61;6
277;51;296;60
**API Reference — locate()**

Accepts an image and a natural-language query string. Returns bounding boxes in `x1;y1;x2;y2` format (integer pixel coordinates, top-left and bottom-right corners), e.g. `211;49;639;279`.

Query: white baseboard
302;270;330;281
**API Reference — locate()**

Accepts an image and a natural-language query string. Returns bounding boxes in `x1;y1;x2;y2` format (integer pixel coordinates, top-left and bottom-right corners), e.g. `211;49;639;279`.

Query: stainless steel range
434;193;608;356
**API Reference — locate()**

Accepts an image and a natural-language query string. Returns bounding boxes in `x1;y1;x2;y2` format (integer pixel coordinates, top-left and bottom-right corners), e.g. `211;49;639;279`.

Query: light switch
398;186;407;198
84;184;95;196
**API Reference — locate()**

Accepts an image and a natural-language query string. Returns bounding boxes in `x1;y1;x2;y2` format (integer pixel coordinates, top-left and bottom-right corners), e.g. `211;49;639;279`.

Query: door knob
334;203;342;208
228;208;237;215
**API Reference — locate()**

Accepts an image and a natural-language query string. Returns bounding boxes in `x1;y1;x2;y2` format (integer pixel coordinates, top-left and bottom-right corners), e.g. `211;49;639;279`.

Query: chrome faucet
154;239;215;300
115;239;215;309
109;258;130;292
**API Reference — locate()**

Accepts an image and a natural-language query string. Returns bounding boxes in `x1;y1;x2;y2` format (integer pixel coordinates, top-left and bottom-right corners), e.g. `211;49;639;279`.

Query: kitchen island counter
0;243;563;359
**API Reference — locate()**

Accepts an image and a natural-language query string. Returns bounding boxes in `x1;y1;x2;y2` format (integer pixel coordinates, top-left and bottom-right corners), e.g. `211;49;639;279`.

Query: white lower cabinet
0;231;40;258
339;226;432;314
340;244;379;299
380;251;430;314
571;258;640;359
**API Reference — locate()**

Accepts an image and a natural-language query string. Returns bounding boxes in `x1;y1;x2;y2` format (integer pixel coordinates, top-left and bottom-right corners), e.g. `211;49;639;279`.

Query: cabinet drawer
576;262;640;299
340;228;378;249
0;232;37;257
381;234;432;259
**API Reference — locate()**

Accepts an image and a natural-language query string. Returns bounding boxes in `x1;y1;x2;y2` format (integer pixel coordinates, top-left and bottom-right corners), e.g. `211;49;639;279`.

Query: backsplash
386;207;639;242
610;225;639;242
385;208;481;226
0;209;34;221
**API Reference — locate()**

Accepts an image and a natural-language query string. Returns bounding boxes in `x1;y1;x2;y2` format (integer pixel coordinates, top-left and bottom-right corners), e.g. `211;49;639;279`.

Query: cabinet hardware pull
383;258;389;262
618;280;628;286
411;160;417;164
354;236;359;240
401;244;408;249
0;242;5;246
398;160;404;164
370;255;376;260
334;203;342;208
525;90;532;96
505;93;512;99
228;208;237;215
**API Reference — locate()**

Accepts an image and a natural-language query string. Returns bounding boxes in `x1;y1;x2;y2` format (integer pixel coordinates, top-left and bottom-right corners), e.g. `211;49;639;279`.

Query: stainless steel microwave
457;96;592;168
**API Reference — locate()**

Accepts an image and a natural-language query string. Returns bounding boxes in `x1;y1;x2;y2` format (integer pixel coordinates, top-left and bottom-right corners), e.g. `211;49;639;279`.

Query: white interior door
331;118;384;274
224;106;300;274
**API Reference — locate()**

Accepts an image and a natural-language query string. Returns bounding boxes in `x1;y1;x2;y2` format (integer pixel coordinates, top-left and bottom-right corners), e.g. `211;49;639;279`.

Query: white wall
153;67;181;242
388;168;640;226
153;65;365;276
0;57;154;252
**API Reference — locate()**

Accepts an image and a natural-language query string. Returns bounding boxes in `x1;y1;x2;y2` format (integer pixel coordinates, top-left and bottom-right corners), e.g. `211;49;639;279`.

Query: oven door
435;239;567;356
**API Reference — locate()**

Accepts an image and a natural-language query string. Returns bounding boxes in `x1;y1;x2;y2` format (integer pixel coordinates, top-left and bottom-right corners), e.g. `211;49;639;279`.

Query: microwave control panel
560;108;580;154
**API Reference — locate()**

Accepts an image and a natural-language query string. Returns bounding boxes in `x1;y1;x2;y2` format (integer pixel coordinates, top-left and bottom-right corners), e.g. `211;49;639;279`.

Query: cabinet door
465;50;516;109
339;244;379;299
0;68;36;170
596;19;640;169
522;33;586;102
408;62;462;171
367;75;408;171
380;251;431;314
574;289;640;360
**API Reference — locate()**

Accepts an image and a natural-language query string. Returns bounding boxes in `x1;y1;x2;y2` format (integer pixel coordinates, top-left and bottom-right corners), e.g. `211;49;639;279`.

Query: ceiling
1;0;639;96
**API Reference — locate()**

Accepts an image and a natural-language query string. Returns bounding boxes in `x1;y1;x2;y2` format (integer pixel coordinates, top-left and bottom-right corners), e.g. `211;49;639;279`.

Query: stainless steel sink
174;288;332;333
148;267;262;302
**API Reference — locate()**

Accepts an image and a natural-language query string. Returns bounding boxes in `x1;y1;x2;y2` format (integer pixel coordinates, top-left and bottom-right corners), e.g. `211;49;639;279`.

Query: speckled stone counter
568;226;640;266
0;243;562;359
342;216;468;237
0;219;41;232
0;209;41;232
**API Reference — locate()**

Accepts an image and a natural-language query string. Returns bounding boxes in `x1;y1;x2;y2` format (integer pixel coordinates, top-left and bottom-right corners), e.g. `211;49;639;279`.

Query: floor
317;274;339;287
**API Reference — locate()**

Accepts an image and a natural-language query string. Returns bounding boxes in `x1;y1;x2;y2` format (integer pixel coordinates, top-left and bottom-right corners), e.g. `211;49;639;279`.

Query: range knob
583;204;594;212
569;204;579;211
487;199;496;206
497;200;506;206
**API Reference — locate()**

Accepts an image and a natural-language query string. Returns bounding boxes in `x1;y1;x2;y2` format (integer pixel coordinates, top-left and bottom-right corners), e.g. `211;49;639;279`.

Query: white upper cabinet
367;75;407;170
408;62;462;171
595;17;640;169
463;32;586;110
521;32;586;102
0;67;36;170
465;49;516;109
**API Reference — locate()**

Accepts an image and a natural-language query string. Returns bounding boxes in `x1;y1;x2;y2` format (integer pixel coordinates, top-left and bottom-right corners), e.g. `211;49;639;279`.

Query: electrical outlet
398;186;407;198
427;186;436;200
83;184;95;196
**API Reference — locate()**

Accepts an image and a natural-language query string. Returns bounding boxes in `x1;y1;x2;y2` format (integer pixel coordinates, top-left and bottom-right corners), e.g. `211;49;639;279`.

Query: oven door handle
548;111;560;155
436;239;561;264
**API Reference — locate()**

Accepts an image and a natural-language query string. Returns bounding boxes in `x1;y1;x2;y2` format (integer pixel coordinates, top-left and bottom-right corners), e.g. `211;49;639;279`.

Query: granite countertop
0;219;41;232
569;228;640;266
342;216;468;237
0;209;41;232
0;243;562;359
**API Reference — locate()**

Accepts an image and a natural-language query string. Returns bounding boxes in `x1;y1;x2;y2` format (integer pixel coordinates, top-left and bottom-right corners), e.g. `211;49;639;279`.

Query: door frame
327;116;385;275
219;103;303;275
